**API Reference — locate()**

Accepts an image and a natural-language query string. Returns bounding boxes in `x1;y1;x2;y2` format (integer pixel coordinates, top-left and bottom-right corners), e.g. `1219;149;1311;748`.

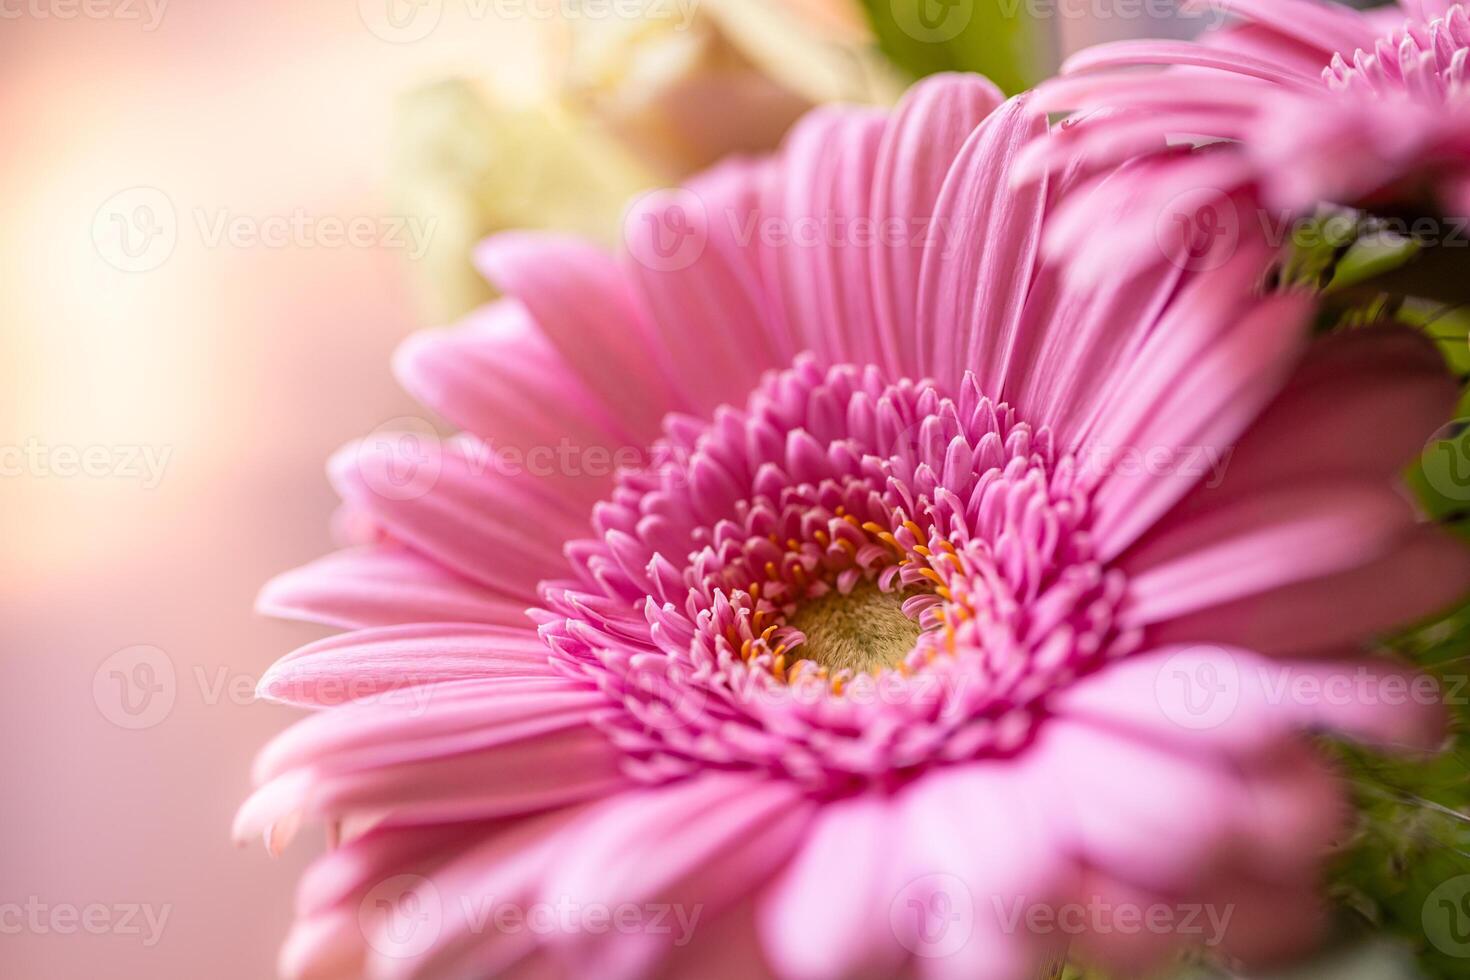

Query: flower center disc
786;580;922;675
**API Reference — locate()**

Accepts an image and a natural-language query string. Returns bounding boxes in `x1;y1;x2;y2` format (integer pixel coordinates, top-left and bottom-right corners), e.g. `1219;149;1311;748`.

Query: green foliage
857;0;1046;95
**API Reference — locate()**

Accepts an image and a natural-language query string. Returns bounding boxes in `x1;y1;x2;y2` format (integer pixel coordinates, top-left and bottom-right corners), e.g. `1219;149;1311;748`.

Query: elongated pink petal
475;233;684;437
1062;40;1321;88
758;106;888;366
1056;645;1448;755
1087;286;1313;560
258;547;533;630
394;300;636;478
253;677;603;782
870;73;1004;379
540;773;815;980
898;764;1070;980
621;173;780;418
329;437;585;601
915;96;1048;393
1199;0;1379;57
1149;526;1470;655
758;794;905;980
1120;480;1413;625
292;721;625;829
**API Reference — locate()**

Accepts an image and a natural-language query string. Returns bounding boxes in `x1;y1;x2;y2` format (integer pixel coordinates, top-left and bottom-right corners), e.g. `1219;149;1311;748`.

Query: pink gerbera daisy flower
240;74;1469;980
1022;0;1470;281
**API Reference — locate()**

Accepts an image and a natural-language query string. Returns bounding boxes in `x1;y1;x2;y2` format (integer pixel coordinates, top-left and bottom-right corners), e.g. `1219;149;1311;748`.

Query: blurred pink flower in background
241;73;1469;979
1024;0;1470;280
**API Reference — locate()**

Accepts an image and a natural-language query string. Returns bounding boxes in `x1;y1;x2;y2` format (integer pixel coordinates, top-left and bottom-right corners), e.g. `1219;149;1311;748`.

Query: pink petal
897;764;1070;980
1120;480;1414;625
373;807;589;980
394;300;637;482
1056;645;1448;756
1186;326;1458;508
1149;526;1470;655
758;794;906;980
1021;719;1241;892
757;106;888;365
914;96;1048;393
1200;0;1379;57
1062;39;1321;88
540;773;815;980
256;623;556;708
259;546;533;630
312;721;624;828
252;676;606;782
475;232;683;438
869;73;1004;379
329;436;585;601
1086;278;1313;561
620;162;782;418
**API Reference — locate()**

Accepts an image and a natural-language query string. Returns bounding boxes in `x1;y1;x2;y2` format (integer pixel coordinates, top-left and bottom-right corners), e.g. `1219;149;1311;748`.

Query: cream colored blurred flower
394;0;900;322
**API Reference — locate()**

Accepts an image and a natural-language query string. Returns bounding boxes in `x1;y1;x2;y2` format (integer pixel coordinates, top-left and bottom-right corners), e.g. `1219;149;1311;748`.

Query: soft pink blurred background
0;4;1171;978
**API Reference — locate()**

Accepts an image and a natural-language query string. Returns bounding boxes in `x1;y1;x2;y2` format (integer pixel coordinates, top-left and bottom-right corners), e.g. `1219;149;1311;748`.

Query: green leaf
858;0;1048;94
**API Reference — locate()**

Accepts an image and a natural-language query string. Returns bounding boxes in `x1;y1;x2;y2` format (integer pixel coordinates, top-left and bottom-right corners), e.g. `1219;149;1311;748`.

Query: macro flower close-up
13;3;1470;980
241;71;1470;979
